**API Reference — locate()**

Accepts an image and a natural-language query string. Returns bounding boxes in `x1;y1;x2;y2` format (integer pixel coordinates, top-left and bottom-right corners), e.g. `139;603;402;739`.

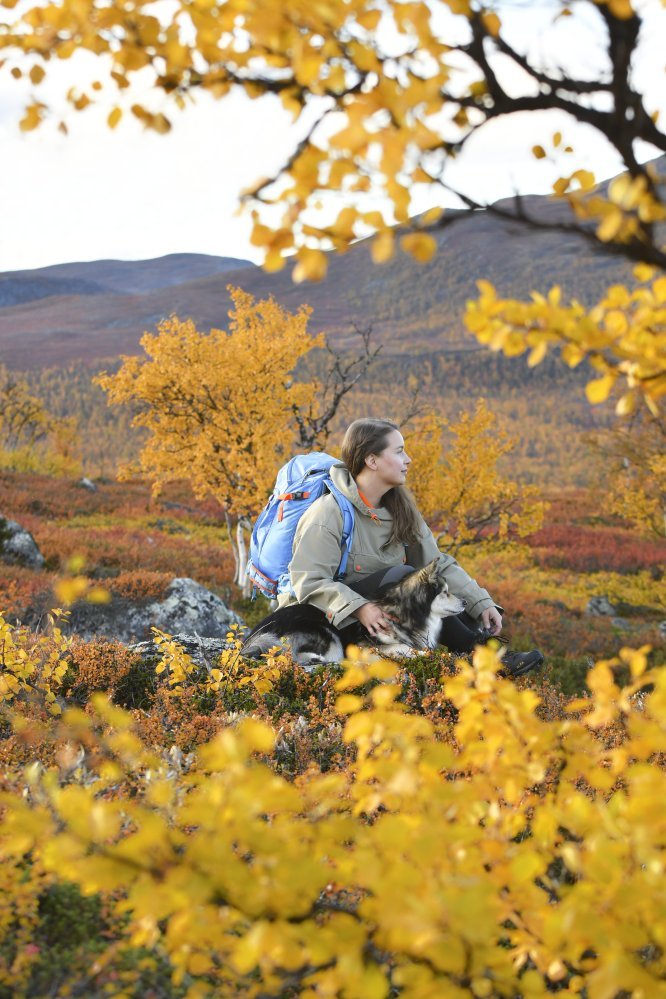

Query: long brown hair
340;418;422;546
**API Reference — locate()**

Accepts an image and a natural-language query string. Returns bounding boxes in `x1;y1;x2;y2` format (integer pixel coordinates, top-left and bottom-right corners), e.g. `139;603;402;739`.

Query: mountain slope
0;193;640;369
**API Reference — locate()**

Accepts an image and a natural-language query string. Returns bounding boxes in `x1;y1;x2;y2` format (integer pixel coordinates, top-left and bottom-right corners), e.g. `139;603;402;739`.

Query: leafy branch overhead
2;0;665;407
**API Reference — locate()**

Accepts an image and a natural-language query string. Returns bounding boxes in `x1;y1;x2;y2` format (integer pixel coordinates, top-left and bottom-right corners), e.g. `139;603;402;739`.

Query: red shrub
527;524;665;574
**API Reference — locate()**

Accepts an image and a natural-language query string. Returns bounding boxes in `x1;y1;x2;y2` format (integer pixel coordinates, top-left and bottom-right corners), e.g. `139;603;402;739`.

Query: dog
239;558;465;669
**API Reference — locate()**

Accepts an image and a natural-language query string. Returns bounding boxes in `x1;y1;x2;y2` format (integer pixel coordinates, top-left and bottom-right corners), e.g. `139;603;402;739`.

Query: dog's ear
419;558;440;584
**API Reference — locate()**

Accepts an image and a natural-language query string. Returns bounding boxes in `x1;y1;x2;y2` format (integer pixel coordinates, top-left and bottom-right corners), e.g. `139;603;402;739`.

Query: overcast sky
1;0;664;273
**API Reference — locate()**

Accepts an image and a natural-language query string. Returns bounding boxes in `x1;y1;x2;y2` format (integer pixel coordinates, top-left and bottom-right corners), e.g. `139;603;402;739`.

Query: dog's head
414;558;465;618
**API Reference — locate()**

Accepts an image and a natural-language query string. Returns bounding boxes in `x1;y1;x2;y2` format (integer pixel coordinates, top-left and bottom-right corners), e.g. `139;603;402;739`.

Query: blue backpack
246;453;355;599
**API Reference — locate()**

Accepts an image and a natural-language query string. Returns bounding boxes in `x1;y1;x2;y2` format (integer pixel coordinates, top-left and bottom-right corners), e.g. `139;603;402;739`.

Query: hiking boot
497;648;544;678
474;629;544;678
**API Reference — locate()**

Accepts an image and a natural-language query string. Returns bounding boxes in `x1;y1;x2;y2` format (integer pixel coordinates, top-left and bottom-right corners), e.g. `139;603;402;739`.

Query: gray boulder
78;477;97;492
586;595;617;616
0;515;45;569
65;576;242;644
146;577;242;637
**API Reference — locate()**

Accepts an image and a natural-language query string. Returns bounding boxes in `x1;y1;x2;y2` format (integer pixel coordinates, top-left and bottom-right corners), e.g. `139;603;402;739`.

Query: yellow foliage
0;644;665;996
465;270;666;412
96;287;324;517
0;610;72;716
404;399;546;549
0;366;81;477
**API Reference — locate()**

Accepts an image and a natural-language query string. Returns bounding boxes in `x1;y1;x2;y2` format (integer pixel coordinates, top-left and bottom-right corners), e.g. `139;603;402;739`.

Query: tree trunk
236;517;252;597
224;513;253;597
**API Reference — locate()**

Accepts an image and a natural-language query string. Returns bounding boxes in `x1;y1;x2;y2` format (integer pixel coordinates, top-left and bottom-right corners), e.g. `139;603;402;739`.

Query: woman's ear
365;454;377;470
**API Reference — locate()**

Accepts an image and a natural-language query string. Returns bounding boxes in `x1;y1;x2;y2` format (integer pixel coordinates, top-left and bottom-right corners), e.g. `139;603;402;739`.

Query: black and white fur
240;558;465;669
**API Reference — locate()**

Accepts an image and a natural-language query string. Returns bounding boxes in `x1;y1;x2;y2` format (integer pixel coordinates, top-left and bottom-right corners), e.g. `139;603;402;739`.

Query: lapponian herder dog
240;558;465;669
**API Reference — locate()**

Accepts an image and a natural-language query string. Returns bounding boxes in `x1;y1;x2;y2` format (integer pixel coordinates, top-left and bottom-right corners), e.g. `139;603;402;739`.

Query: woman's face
367;429;411;487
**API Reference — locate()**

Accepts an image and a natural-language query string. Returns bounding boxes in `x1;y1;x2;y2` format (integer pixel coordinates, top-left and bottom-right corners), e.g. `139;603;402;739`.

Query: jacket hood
329;464;393;521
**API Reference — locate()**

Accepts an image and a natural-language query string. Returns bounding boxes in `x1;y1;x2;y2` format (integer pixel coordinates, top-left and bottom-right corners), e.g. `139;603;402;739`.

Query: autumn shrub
65;637;149;708
527;523;666;575
109;569;173;602
32;521;235;590
0;611;71;717
0;569;51;623
0;645;663;999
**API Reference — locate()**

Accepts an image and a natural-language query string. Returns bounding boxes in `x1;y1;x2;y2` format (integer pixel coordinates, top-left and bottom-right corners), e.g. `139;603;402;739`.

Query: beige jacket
277;464;495;629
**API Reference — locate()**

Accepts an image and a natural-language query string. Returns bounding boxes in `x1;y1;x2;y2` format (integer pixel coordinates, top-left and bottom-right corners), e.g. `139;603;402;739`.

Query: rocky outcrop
0;515;45;569
64;577;242;644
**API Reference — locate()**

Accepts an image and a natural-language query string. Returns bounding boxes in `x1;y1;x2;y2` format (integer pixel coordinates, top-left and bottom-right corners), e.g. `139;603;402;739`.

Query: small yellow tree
594;411;666;538
0;365;81;477
405;399;545;552
97;288;324;587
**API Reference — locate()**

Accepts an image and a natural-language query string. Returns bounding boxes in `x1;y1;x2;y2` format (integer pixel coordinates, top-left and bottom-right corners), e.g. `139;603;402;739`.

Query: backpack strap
325;479;355;581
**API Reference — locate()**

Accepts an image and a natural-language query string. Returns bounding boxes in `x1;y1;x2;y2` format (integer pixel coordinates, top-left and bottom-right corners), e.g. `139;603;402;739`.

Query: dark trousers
347;565;484;654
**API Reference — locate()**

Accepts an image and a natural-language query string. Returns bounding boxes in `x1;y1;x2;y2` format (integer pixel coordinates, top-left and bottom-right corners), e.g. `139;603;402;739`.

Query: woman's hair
340;418;422;546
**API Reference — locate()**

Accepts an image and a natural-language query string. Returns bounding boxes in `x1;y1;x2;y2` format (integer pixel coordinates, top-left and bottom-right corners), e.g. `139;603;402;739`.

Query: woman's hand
353;602;391;639
480;606;503;636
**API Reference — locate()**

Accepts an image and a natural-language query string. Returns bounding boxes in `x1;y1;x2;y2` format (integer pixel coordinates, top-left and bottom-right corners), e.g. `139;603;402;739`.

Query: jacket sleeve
406;520;496;621
288;502;369;629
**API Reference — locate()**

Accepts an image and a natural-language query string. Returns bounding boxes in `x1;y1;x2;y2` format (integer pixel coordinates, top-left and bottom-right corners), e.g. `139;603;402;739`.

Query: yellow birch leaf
421;205;443;225
400;232;437;262
188;953;214;975
263;249;287;272
482;11;501;36
634;262;655;282
237;718;275;753
371;683;401;707
597;206;623;241
19;104;43;131
357;9;381;30
586;373;615;404
652;275;666;303
336;694;364;714
108;106;122;129
527;340;548;367
293;248;328;282
615;391;636;416
295;52;323;87
87;586;111;604
150;113;171;134
29;64;45;85
532;144;546;159
371;230;394;263
572;169;596;191
604;309;628;336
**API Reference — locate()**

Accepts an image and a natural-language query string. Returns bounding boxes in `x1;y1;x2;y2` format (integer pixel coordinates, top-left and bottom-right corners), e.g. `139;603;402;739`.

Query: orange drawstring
357;489;380;523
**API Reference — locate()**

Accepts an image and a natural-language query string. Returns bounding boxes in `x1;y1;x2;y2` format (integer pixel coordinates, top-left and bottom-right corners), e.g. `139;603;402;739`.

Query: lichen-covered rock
130;633;233;668
586;595;617;616
0;515;45;569
146;577;242;637
64;577;243;644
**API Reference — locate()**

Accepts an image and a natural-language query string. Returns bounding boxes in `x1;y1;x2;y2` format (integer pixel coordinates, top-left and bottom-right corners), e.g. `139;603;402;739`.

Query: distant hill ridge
0;171;654;369
0;252;254;302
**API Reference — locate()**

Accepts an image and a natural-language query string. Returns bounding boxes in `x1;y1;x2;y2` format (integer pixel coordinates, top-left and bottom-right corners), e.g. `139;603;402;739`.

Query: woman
277;418;543;676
